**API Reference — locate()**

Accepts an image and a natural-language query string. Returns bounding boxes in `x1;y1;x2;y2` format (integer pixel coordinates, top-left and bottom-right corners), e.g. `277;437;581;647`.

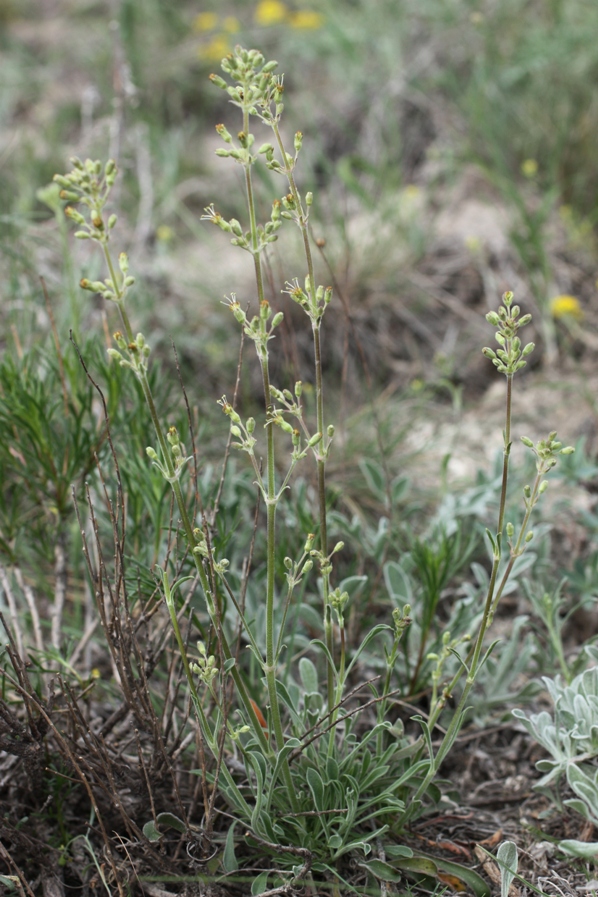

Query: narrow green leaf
222;821;238;873
359;859;403;883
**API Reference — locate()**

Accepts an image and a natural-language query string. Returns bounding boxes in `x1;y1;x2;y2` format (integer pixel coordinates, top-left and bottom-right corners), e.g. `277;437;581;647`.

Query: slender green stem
400;351;518;823
242;100;299;813
271;121;335;711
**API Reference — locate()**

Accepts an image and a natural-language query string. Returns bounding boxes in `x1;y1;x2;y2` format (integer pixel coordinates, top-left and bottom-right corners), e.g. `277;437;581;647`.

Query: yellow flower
223;15;241;32
464;235;482;253
550;294;583;320
198;34;232;62
521;158;538;178
289;10;325;29
192;11;218;32
254;0;288;26
156;225;174;243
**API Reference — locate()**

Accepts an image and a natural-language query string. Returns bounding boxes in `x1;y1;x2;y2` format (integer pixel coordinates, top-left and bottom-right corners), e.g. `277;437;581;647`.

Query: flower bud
209;74;228;89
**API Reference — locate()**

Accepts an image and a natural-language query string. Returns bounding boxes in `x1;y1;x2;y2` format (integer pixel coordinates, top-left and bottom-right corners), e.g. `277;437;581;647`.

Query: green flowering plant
53;48;574;894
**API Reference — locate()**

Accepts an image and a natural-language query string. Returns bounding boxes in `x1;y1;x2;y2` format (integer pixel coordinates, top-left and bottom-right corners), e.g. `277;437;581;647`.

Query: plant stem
242;102;299;813
271;120;335;713
103;243;273;760
400;362;517;823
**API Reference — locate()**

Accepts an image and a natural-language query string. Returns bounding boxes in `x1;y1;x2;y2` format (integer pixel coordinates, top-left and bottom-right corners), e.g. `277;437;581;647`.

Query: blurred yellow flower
464;235;482;253
156;224;174;243
198;34;232;62
193;12;218;32
254;0;288;25
550;294;583;320
521;158;538;178
289;10;325;29
223;15;241;32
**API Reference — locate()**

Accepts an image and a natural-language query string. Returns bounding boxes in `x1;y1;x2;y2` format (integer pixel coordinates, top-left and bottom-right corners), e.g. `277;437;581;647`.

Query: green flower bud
209;74;228;89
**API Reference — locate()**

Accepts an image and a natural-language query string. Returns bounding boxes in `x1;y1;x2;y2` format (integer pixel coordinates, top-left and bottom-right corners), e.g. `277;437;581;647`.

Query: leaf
222;821;238;872
391;475;409;504
558;839;598;859
306;767;325;812
437;871;467;892
299;656;318;694
497;841;518;897
360;458;386;500
156;812;186;833
384;561;413;603
251;871;270;895
338;575;368;601
359;859;403;883
142;820;163;842
385;844;414;859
